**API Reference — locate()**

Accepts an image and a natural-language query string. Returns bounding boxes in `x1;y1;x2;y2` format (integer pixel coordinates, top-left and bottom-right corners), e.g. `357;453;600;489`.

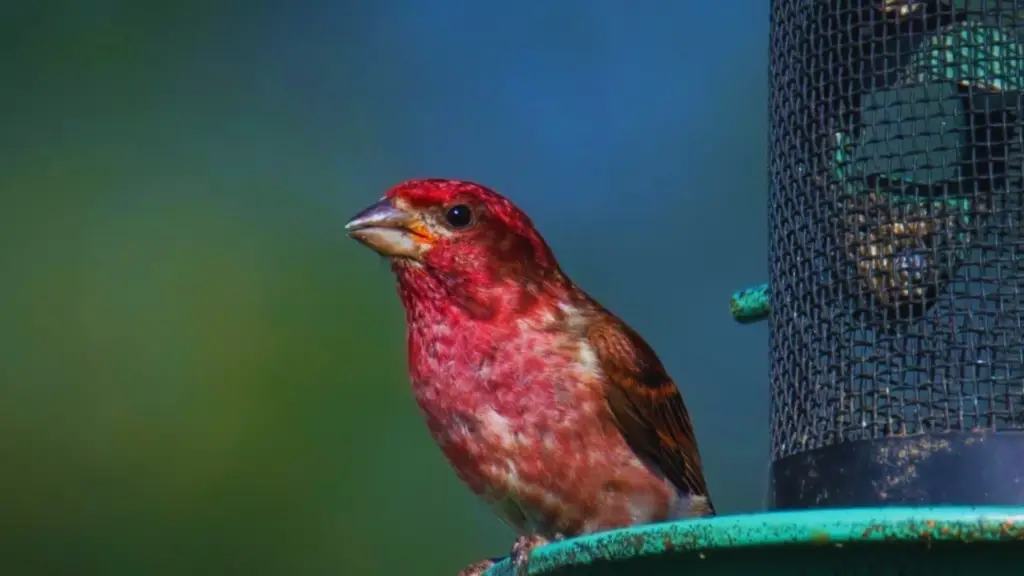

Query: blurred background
1;2;768;574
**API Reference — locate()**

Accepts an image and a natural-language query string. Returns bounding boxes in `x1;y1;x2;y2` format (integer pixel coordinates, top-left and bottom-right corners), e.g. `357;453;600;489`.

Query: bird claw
458;534;563;576
456;559;495;576
510;534;561;575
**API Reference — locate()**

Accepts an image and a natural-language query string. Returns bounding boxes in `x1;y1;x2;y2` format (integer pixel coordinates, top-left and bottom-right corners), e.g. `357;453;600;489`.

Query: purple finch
346;179;714;575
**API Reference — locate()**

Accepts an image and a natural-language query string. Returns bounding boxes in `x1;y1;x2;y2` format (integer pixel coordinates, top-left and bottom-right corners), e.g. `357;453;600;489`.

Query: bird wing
586;316;712;507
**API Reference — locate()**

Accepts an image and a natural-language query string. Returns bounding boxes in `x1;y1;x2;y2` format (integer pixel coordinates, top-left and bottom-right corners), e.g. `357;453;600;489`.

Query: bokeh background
2;2;769;574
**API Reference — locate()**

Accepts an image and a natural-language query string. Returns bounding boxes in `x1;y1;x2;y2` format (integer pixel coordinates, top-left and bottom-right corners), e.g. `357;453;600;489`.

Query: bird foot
456;559;495;576
510;534;562;575
457;534;563;576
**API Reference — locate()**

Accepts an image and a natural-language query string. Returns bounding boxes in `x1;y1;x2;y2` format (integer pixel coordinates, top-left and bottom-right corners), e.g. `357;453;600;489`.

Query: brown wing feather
586;315;713;512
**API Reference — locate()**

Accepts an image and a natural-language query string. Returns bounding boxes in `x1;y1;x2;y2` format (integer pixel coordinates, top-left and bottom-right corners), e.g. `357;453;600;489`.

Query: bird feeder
767;0;1024;510
484;1;1024;574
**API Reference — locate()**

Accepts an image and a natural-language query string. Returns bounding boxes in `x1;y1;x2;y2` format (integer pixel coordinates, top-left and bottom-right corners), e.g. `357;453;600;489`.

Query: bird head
346;179;563;286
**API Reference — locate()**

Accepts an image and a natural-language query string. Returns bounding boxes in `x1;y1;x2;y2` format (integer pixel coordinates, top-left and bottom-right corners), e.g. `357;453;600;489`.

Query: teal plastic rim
483;506;1024;575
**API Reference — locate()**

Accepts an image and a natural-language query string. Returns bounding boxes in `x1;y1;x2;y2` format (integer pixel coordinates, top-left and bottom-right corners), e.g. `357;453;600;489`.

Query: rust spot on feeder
997;519;1024;540
861;524;885;538
661;533;676;553
809;530;830;544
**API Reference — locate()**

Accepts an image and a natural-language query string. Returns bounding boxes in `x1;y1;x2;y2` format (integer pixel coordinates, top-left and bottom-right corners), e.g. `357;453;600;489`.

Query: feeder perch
485;2;1024;574
483;508;1024;575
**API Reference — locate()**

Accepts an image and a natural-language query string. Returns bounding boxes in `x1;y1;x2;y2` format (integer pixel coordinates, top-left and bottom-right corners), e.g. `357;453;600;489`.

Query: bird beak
345;198;433;259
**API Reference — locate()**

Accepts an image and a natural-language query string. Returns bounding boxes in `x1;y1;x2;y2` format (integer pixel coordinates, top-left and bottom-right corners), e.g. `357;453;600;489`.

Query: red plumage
346;179;713;575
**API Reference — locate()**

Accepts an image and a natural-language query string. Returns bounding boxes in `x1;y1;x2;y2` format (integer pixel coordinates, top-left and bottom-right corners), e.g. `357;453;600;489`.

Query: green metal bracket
730;283;769;324
483;507;1024;575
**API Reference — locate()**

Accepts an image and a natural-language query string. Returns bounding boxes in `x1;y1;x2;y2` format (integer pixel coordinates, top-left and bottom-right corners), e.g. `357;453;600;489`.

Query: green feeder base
483;507;1024;575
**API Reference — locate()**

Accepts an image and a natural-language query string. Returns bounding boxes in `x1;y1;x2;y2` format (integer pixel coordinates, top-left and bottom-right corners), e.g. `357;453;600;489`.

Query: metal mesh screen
769;0;1024;461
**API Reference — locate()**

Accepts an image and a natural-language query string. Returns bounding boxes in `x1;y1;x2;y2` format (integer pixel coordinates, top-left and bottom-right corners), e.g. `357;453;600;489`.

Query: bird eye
444;204;473;229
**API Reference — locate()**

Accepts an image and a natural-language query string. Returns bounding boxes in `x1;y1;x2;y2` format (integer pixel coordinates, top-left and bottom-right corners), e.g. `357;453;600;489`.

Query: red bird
346;179;714;575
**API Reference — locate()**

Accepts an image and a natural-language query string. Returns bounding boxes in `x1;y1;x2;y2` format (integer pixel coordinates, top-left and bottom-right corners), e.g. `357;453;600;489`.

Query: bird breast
407;317;679;537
